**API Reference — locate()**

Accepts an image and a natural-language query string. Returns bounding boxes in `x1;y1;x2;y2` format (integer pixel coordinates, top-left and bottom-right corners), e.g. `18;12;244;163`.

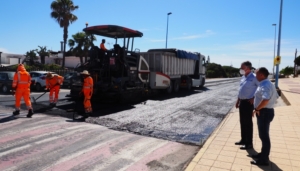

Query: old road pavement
0;78;240;171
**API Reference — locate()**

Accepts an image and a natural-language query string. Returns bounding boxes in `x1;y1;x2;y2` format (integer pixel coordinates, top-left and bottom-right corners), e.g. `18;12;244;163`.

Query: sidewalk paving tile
185;77;300;171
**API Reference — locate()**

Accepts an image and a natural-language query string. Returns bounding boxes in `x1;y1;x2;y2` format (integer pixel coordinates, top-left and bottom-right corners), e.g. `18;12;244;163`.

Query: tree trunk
41;56;45;64
84;50;88;63
62;26;68;68
79;56;83;64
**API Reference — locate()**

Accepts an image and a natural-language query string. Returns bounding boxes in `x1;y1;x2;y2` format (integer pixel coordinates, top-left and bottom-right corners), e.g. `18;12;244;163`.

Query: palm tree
68;32;96;64
35;46;50;64
83;32;96;62
68;32;85;64
23;50;38;66
50;0;78;68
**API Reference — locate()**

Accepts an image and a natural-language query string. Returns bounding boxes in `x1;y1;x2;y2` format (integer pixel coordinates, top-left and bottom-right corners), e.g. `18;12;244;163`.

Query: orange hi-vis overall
46;75;63;103
100;43;107;51
12;66;32;110
82;76;93;113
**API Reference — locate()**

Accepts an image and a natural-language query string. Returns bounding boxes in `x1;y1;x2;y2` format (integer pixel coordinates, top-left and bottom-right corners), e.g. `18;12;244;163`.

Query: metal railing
26;69;75;76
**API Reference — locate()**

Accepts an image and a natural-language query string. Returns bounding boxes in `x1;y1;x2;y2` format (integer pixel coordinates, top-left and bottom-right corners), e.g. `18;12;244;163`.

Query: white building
0;52;82;68
45;53;81;68
0;53;25;65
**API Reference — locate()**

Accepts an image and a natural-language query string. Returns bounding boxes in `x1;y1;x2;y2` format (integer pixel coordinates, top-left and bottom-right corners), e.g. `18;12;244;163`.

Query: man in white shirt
251;67;278;166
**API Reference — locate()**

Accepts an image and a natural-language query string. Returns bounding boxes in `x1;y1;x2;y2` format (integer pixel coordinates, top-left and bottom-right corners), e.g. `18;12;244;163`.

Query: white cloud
148;30;215;42
202;38;300;71
0;47;10;53
172;30;215;40
138;28;150;32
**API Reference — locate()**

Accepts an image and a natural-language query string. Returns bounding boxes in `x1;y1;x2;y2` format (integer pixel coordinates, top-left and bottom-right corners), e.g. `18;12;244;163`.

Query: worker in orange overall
100;39;107;51
80;70;93;118
45;73;64;107
12;64;33;118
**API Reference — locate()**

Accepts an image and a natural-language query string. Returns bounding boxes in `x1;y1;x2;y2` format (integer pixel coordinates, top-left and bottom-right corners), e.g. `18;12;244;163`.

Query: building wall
45;56;81;68
1;53;25;65
1;53;82;68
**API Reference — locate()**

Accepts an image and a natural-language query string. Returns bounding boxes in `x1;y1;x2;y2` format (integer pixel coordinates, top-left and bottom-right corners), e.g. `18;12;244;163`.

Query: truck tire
173;80;179;92
166;82;173;94
187;78;192;90
199;78;205;88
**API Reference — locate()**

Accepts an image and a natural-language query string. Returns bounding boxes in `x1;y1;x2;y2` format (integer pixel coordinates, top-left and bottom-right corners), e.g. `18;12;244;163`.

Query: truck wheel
173;80;179;92
187;78;192;90
166;82;173;94
199;78;205;88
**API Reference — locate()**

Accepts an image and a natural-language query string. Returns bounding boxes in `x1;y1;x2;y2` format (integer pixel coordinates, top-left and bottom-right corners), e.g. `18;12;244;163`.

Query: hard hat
80;70;90;75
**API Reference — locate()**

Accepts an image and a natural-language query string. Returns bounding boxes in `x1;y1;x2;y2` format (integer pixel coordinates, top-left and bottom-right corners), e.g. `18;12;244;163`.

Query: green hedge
10;64;63;70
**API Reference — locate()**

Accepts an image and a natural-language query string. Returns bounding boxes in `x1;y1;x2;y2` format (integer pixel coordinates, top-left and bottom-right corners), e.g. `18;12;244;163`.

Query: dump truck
66;25;206;100
140;49;206;93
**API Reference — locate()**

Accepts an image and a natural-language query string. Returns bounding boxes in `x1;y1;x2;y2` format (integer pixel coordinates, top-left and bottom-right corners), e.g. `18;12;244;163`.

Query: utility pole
294;49;297;77
0;51;2;65
165;12;172;48
272;24;277;78
275;0;283;88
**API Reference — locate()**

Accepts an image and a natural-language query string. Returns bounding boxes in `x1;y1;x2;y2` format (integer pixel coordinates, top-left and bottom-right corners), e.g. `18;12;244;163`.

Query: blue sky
0;0;299;72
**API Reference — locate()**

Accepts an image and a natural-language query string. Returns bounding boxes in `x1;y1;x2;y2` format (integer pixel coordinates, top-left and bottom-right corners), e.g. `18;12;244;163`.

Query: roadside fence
26;69;75;76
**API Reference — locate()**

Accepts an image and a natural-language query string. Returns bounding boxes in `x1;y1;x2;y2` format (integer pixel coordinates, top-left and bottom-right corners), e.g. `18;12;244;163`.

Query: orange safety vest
82;76;93;91
46;75;64;89
12;71;31;89
100;43;107;51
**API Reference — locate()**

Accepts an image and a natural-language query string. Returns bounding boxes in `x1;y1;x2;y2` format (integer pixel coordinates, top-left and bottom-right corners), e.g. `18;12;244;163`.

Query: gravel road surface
86;78;240;145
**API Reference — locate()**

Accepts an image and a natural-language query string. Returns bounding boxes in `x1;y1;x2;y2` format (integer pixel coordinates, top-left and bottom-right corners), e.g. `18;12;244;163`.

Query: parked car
62;72;77;88
30;71;56;91
0;71;14;93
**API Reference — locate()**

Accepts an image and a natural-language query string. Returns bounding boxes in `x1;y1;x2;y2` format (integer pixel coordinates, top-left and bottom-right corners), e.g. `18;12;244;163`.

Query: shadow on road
0;115;17;123
2;87;210;122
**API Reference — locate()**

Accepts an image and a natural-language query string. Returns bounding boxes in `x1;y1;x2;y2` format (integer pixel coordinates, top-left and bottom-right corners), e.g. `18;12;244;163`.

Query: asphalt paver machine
68;25;148;101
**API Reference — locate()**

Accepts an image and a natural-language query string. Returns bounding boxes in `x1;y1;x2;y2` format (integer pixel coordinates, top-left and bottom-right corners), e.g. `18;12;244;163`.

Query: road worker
12;64;33;118
80;70;93;118
100;39;107;51
45;73;64;107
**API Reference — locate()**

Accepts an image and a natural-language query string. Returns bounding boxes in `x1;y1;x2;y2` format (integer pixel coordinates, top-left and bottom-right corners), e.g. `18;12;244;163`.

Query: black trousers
257;108;274;162
239;100;254;145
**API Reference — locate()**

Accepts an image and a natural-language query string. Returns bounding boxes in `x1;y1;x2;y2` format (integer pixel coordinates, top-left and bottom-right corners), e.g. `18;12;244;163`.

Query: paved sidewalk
185;77;300;171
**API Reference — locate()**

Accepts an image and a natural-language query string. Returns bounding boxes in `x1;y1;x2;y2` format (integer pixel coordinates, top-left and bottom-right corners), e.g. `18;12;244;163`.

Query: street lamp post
294;49;297;77
272;24;276;79
0;51;2;65
165;12;172;48
275;0;283;88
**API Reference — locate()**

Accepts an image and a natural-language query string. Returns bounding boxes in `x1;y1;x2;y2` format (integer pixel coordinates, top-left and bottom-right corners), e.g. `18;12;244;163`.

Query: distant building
1;53;24;65
1;52;81;68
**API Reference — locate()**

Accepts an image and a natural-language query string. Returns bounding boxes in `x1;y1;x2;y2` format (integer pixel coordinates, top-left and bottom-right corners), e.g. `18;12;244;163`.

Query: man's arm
252;99;269;117
255;99;269;111
235;98;240;108
253;84;271;116
12;73;18;89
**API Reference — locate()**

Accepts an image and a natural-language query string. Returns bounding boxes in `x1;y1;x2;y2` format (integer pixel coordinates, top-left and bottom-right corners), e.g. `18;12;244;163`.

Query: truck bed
140;50;197;78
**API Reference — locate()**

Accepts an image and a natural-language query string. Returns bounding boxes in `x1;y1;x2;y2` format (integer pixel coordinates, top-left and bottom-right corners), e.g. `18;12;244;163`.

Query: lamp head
272;24;276;26
85;22;88;27
168;12;172;15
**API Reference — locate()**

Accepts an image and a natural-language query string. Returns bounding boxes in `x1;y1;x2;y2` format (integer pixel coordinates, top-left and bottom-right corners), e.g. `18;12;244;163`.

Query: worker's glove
11;89;16;96
45;88;49;92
